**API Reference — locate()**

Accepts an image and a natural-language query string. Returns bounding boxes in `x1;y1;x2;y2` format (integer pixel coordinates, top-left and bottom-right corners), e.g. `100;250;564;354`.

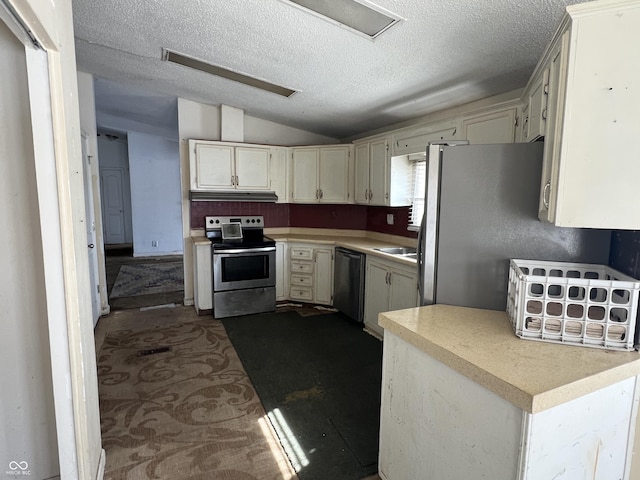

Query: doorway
98;131;133;249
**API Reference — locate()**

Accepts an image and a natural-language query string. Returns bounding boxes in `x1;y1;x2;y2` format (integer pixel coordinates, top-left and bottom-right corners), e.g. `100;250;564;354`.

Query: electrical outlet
387;214;394;225
152;240;158;247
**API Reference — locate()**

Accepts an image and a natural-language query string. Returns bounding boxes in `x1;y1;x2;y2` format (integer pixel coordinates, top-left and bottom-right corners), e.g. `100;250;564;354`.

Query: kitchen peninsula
378;305;640;480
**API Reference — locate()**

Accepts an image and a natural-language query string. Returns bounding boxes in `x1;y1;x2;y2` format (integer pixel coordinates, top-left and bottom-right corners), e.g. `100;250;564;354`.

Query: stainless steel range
205;215;276;318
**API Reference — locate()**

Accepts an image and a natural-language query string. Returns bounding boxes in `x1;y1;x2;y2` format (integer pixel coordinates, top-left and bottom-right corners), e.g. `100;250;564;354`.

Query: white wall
0;19;59;478
128;132;183;256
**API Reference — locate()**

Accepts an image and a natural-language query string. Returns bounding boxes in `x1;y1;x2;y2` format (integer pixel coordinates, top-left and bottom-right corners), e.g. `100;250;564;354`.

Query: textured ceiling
72;0;587;139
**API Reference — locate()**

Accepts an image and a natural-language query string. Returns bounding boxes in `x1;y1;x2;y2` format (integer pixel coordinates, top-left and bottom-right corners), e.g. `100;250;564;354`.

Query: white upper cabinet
291;147;319;202
461;107;517;144
391;120;460;156
369;139;390;205
189;139;270;191
269;147;289;203
193;143;235;190
536;0;640;228
354;143;370;204
291;145;351;203
354;137;411;206
235;146;270;189
520;69;549;142
319;147;350;203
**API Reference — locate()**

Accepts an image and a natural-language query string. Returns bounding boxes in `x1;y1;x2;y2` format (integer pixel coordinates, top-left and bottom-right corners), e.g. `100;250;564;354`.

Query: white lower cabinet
379;331;638;480
364;257;418;337
192;240;212;313
275;242;288;301
288;243;334;305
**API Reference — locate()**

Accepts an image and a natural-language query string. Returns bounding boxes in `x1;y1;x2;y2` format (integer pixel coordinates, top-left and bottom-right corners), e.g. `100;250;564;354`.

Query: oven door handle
214;246;276;254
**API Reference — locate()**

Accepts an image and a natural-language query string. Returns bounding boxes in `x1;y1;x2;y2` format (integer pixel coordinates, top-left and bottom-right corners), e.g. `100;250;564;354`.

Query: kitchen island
378;305;640;480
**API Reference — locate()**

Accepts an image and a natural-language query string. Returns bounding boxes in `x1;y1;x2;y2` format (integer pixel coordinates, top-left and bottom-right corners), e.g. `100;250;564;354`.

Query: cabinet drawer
290;248;313;260
290;286;313;301
291;274;313;287
291;261;313;274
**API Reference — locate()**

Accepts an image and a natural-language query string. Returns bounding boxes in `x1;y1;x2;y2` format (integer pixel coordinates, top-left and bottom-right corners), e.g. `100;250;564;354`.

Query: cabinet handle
543;84;549;95
231;176;235;186
541;109;547;121
315;189;319;199
543;181;551;209
365;189;369;200
369;190;373;200
320;189;323;199
235;175;239;185
385;193;389;200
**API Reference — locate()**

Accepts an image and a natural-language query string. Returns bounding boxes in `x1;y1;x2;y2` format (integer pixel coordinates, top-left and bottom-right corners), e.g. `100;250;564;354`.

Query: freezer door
423;143;610;310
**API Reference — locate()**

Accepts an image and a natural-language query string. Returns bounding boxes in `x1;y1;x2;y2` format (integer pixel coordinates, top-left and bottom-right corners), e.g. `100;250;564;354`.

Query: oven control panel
205;216;264;229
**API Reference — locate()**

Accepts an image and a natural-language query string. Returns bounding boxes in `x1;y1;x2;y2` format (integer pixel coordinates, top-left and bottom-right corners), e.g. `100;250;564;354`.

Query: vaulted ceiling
72;0;586;139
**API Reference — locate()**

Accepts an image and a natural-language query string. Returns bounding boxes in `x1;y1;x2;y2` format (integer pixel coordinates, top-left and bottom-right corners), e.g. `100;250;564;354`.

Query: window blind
407;153;426;230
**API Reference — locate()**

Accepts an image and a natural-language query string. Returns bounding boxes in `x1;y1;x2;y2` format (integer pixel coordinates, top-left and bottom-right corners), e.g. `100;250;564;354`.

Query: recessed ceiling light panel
162;49;297;98
283;0;402;39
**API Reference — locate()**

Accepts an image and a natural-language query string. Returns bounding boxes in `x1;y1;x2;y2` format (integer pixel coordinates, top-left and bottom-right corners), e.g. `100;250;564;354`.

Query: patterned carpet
110;262;184;299
97;317;297;480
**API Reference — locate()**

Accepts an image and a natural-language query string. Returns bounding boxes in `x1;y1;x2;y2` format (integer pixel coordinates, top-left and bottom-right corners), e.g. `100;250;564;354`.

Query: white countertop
379;305;640;413
192;228;418;266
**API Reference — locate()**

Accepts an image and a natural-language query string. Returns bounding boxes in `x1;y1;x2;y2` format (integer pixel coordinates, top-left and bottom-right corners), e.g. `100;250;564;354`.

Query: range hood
189;190;279;202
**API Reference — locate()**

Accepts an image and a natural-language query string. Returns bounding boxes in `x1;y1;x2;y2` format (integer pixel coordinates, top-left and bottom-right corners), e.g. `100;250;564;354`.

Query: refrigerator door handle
417;211;426;303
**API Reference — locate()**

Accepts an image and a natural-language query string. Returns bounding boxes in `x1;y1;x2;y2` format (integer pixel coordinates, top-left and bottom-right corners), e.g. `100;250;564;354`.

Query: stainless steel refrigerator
417;142;612;309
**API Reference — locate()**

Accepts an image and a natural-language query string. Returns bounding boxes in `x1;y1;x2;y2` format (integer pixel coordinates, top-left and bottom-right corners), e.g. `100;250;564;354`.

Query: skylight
162;49;297;98
284;0;401;39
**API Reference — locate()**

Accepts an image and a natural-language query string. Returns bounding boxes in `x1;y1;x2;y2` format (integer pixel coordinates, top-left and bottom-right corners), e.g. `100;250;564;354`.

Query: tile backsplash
190;201;417;238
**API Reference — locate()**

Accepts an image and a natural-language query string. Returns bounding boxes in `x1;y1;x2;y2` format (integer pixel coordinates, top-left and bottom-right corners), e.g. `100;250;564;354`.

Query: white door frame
2;1;105;479
82;132;101;326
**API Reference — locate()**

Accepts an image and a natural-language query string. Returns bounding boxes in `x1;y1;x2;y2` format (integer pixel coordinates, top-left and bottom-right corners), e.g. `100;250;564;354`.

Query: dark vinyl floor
105;245;184;310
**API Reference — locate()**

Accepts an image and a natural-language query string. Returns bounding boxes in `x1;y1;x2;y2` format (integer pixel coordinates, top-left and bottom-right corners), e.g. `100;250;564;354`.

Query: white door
82;135;100;325
100;167;127;244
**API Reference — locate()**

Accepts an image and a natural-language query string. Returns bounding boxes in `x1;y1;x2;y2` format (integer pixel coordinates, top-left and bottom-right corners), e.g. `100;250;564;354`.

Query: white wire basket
507;259;640;351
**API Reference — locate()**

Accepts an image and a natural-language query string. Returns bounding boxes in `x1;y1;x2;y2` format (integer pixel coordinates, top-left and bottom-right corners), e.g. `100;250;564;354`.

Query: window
407;153;426;230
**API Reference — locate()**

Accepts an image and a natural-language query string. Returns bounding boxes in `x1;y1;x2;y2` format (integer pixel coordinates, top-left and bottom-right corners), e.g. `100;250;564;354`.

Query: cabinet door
314;248;334;305
354;143;370;204
538;32;568;223
194;144;234;189
461;108;517;144
275;242;287;301
319;146;350;203
525;69;549;142
235;147;270;190
270;147;289;203
369;139;388;206
193;242;213;312
389;267;418;312
364;260;390;337
291;148;319;203
392;121;459;156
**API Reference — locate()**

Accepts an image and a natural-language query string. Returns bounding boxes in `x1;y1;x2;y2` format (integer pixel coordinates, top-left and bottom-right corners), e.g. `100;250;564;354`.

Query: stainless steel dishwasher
333;247;365;323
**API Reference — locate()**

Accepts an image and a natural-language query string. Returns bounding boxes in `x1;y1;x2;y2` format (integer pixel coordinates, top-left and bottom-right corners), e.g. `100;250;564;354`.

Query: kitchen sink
374;246;417;256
